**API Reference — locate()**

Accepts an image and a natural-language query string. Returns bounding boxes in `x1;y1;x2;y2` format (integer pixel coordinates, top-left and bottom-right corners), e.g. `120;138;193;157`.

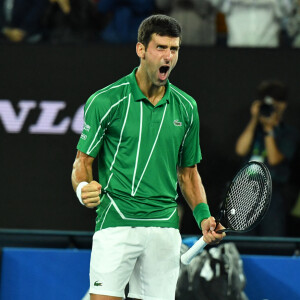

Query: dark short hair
138;14;182;48
257;80;288;102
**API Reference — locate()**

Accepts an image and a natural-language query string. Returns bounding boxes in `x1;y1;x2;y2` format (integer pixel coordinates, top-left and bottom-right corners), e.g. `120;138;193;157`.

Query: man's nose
164;49;172;60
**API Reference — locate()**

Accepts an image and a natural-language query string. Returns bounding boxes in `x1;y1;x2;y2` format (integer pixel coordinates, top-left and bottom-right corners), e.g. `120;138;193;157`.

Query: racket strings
226;164;270;231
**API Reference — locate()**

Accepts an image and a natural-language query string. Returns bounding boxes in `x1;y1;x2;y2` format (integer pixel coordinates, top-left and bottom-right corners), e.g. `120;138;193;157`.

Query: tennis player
72;14;225;300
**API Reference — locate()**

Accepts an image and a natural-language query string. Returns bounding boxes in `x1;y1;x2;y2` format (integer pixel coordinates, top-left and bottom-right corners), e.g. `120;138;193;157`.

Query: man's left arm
260;115;285;165
264;133;285;165
177;165;225;244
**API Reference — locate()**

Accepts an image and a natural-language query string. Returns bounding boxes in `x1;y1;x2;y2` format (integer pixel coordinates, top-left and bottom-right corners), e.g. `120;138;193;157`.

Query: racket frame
216;161;272;234
181;161;272;265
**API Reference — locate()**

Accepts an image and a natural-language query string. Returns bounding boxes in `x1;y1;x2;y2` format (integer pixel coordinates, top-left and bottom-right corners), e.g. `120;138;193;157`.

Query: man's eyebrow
157;44;167;48
157;44;179;50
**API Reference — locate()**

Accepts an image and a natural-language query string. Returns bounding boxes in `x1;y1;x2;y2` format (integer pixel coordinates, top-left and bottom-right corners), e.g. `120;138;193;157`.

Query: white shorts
89;226;181;300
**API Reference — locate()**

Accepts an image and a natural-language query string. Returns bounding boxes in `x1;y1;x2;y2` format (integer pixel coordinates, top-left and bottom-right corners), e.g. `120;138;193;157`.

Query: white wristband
76;182;88;205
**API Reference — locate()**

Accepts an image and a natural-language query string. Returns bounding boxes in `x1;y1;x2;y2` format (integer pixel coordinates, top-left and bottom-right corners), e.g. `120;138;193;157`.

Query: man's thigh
89;227;145;298
128;227;182;300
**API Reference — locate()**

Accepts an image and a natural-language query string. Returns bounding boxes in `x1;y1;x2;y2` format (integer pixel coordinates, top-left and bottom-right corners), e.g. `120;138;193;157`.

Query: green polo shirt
77;68;201;231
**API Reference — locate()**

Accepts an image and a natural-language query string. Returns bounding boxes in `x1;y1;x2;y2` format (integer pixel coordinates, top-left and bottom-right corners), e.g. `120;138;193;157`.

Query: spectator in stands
155;0;218;46
42;0;97;44
209;0;293;47
96;0;155;44
0;0;48;43
235;80;299;236
286;0;300;47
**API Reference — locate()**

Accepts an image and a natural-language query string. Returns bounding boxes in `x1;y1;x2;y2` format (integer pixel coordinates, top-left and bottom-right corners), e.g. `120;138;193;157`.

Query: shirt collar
128;67;170;106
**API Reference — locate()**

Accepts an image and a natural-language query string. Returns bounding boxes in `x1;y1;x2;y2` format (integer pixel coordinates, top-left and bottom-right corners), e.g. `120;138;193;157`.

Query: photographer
235;80;299;237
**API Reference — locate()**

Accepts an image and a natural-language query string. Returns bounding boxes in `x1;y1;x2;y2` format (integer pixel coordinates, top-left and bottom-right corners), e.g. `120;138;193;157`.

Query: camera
260;96;274;117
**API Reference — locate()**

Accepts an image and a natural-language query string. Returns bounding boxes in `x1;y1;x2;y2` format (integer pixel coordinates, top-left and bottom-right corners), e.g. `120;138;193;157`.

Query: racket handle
180;236;207;265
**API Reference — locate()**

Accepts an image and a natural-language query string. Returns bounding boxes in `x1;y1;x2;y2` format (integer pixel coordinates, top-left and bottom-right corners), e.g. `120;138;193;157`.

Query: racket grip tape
180;236;207;265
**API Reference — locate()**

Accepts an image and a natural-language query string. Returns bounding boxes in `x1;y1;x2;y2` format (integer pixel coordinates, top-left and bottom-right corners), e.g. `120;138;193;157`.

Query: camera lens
260;103;274;117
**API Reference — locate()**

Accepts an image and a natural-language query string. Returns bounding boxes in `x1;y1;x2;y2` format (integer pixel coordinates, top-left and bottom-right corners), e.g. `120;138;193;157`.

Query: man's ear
136;42;145;59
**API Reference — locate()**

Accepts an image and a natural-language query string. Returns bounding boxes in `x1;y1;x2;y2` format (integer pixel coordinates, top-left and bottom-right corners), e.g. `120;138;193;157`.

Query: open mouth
158;66;170;81
159;66;170;74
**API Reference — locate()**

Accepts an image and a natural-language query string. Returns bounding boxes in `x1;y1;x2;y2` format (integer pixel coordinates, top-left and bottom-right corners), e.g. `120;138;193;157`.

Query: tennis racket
181;161;272;265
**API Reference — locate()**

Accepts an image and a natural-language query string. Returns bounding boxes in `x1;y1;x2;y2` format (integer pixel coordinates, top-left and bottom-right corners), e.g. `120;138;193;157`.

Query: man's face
139;34;180;86
273;100;286;117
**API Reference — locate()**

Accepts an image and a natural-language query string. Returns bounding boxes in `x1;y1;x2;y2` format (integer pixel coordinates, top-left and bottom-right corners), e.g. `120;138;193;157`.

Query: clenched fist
201;216;226;245
81;181;102;208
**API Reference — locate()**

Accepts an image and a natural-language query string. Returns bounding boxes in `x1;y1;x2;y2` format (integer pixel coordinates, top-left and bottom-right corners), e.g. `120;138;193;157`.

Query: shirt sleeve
178;101;202;167
77;92;112;158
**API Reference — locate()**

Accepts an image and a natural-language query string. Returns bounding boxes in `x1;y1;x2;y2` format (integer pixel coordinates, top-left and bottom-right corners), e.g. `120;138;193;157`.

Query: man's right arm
71;150;101;208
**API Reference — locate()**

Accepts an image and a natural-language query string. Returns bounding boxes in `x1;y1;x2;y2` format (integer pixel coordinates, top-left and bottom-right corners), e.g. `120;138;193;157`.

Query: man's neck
135;67;165;106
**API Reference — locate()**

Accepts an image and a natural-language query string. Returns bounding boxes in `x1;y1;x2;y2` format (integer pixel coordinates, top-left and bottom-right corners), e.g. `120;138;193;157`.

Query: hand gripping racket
181;161;272;265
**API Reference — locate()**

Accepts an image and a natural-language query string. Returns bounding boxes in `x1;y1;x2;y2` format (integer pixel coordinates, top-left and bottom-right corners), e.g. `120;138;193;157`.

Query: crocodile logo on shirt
173;120;182;126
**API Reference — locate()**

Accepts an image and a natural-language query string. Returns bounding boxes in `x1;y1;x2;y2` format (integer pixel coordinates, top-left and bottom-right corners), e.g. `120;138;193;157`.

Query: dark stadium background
1;44;299;235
